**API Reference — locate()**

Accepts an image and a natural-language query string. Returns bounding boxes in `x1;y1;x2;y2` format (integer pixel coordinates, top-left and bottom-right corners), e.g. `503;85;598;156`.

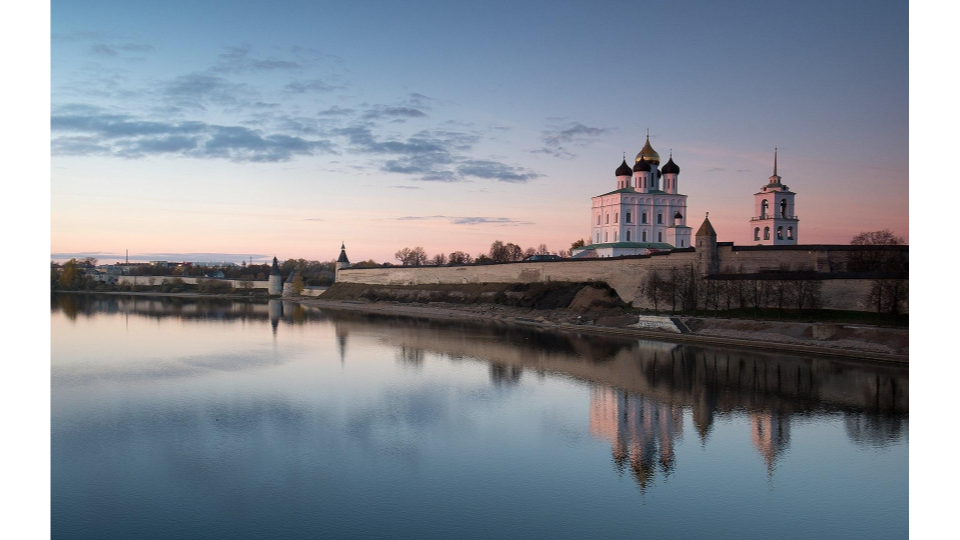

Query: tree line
393;241;562;266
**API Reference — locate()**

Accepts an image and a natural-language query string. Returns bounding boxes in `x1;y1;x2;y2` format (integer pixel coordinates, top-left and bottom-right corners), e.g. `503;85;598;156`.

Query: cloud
52;107;337;162
456;160;541;183
534;121;611;158
707;167;725;172
89;42;154;57
396;216;533;226
211;45;301;73
361;106;428;120
161;72;259;110
284;79;344;93
317;106;355;116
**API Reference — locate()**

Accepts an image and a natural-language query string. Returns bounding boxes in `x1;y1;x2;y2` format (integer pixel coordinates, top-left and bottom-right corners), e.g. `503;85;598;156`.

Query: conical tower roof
270;256;281;275
696;215;717;237
337;242;350;264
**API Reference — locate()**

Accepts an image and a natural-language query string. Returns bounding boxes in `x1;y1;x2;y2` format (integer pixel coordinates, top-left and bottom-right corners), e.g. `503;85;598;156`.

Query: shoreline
293;298;908;365
55;291;908;364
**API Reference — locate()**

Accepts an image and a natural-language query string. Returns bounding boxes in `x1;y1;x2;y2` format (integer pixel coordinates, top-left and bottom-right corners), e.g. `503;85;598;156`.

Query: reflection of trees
844;412;908;448
490;364;523;386
396;346;425;367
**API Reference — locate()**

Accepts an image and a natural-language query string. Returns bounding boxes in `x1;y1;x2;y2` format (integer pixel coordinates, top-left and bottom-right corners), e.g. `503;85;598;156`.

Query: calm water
51;294;908;539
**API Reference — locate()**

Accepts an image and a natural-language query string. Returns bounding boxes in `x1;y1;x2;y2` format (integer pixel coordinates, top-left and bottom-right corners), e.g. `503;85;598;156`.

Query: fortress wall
337;251;698;305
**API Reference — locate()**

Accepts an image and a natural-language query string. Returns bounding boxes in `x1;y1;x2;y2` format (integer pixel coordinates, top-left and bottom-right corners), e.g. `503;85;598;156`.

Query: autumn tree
571;239;586;250
395;247;427;266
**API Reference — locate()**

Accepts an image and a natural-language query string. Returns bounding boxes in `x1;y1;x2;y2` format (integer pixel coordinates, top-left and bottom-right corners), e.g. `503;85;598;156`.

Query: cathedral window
780;199;788;218
680;240;684;247
787;226;794;240
597;214;601;225
604;232;608;242
754;227;760;241
626;230;631;241
658;232;663;242
764;227;770;240
642;231;647;242
777;226;784;240
614;231;618;241
605;214;609;224
657;213;663;224
615;212;619;223
642;212;648;224
626;212;632;223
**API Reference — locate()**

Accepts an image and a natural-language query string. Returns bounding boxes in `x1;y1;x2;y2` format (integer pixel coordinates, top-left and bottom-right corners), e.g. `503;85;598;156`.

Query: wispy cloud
52;106;337;162
51;252;270;263
534;121;611;158
284;78;344;93
361;105;429;120
396;215;533;225
211;45;302;73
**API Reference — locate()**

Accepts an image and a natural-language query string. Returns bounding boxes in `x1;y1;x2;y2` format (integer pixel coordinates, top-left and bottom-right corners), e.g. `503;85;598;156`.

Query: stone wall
337;244;908;313
337;251;698;306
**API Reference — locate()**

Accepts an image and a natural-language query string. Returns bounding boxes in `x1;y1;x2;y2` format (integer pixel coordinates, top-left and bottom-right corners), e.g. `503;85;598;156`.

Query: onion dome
634;132;660;165
615;158;633;177
633;156;651;172
270;256;281;275
662;152;680;174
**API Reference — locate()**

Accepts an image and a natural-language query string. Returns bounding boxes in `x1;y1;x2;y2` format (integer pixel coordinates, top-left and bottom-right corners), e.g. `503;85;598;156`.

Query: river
51;294;908;539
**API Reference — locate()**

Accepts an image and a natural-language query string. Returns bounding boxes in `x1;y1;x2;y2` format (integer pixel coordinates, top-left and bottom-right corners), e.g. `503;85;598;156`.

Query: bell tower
750;148;799;245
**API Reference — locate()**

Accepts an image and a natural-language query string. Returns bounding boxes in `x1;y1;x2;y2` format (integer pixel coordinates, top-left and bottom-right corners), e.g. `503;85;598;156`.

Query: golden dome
635;134;660;165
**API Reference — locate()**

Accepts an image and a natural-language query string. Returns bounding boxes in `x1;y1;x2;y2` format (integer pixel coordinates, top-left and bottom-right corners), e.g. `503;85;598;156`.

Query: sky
50;0;909;264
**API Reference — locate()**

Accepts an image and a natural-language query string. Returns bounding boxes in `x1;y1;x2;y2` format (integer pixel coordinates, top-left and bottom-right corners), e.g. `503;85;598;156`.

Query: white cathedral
572;133;692;258
572;135;798;258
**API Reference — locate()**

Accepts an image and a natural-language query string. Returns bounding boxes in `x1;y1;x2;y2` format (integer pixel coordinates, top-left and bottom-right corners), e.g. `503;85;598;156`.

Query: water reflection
53;294;908;501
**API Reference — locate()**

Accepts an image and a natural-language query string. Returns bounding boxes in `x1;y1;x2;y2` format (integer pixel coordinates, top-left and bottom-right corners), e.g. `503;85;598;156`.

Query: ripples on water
51;294;908;540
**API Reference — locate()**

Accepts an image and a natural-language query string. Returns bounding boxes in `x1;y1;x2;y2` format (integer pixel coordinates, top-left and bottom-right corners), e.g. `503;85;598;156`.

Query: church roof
577;241;676;250
633;156;651;172
696;216;717;237
662;152;680;174
615;158;633;177
596;187;636;197
635;133;660;165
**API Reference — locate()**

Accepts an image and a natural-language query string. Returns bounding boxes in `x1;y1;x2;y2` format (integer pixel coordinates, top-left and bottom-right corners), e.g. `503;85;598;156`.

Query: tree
524;247;536;258
849;229;907;272
351;259;380;269
448;251;473;265
58;259;84;290
489;240;508;262
505;243;524;261
537;243;549;255
867;278;909;326
571;239;585;250
291;274;305;295
432;253;447;266
395;247;428;266
644;270;664;314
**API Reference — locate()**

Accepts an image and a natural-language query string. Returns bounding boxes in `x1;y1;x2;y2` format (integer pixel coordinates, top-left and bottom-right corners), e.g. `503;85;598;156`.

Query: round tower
335;242;350;282
282;268;297;296
268;256;283;295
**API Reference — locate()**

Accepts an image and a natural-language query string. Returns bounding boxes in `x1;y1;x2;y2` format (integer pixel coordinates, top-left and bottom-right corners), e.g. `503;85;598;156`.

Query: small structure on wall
750;148;799;245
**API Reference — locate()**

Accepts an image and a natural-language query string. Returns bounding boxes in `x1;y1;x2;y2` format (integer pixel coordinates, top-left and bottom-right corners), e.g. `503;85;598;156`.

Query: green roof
578;241;675;250
595;188;669;197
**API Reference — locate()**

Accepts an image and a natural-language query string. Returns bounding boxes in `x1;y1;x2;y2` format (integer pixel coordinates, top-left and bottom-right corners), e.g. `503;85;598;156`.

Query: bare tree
849;229;907;272
432;253;447;266
395;247;427;266
489;240;508;262
537;243;549;255
448;251;473;265
644;270;664;314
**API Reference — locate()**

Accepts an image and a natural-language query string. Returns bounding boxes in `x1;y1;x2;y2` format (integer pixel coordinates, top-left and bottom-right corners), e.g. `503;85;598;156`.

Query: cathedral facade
573;133;691;258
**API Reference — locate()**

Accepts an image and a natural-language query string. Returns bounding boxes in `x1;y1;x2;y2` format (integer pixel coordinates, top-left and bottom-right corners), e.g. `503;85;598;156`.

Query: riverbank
294;298;908;364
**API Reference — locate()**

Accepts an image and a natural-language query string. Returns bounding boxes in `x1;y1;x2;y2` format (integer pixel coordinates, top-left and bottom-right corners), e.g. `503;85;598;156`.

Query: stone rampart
337;244;907;313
